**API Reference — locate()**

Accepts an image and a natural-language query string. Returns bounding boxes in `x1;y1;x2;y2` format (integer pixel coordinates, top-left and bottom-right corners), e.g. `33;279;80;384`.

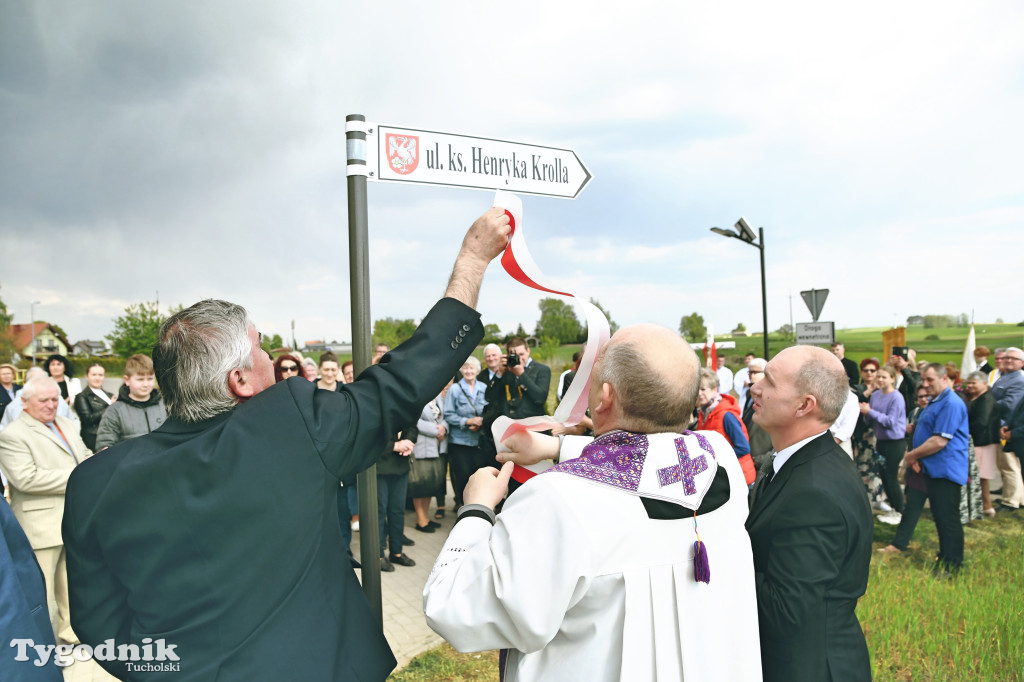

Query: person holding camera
494;337;551;420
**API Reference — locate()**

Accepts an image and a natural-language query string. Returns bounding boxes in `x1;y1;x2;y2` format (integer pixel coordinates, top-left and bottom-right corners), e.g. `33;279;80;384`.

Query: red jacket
698;394;757;485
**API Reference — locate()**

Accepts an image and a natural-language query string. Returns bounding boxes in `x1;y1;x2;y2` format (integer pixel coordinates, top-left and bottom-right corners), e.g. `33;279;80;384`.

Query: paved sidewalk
351;498;458;671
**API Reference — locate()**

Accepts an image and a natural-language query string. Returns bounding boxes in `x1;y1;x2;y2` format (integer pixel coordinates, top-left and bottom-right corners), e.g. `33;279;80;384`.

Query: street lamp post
29;300;41;367
710;218;769;360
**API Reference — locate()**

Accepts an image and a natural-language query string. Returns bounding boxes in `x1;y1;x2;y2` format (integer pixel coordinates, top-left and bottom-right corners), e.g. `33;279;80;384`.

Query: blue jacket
444;378;487;446
0;499;62;681
913;387;969;485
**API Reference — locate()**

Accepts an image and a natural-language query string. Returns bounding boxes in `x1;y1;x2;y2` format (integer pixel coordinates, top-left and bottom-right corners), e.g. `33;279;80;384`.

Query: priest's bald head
588;323;701;435
750;345;848;451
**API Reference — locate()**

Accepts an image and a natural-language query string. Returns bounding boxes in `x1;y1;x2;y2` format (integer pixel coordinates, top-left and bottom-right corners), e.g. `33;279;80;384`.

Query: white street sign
795;321;835;345
366;124;592;198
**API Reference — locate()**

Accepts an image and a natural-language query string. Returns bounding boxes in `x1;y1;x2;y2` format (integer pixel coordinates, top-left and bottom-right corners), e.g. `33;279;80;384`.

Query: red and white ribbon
490;191;611;480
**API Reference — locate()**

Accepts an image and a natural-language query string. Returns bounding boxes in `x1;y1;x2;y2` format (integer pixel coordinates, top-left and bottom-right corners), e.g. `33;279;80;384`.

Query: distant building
303;340;329;353
72;339;112;357
907;316;925;326
7;323;72;363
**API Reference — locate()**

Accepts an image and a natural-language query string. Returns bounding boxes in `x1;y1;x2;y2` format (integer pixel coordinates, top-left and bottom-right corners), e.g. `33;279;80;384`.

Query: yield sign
800;289;829;322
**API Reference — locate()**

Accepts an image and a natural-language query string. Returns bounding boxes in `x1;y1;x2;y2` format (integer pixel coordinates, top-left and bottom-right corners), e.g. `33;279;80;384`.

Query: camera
505;352;519;368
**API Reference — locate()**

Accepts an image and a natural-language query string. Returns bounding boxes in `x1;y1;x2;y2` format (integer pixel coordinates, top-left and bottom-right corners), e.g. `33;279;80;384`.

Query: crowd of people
0;202;1019;680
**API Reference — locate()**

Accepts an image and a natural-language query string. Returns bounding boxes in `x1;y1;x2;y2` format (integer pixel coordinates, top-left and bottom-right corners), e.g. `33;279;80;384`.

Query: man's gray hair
965;371;987;383
483;343;502;355
1005;347;1024;360
749;358;767;371
924;362;947;377
596;341;698;433
795;356;849;424
154;299;254;423
21;375;57;401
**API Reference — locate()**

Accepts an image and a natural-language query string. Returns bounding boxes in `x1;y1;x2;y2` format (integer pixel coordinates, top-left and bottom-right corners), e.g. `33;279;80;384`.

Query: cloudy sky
2;0;1022;350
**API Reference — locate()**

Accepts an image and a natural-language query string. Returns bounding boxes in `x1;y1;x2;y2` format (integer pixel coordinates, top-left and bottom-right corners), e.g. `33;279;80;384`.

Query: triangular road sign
800;289;829;322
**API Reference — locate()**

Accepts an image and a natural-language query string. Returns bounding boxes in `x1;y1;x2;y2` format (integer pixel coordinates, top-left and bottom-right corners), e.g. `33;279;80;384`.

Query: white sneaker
874;500;893;512
878;511;902;526
351;521;360;532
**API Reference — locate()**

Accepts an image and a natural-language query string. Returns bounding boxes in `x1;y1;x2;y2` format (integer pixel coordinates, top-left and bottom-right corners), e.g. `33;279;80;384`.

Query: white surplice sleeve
423;476;593;654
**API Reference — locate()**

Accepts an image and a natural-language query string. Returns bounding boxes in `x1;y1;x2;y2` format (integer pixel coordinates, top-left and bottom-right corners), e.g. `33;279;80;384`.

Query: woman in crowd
409;385;449;533
860;365;907;517
274;355;303;383
317;352;342;392
945;362;962;392
73;363;115;451
341;360;354;384
879;386;932;554
0;363;21;423
302;357;318;382
696;368;756;487
853;357;888;510
444;356;488;510
964;371;1000;516
46;354;81;408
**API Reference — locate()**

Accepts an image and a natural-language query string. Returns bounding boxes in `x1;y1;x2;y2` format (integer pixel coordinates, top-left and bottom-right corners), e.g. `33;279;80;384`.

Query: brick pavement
351;497;458;671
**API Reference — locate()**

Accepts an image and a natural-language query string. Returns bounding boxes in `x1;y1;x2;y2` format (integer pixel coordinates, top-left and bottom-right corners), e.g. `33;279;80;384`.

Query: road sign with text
367;124;592;199
796;321;835;345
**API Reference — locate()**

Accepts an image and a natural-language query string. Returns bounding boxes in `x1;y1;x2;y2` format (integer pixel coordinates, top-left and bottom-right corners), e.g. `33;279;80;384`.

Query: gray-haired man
63;209;511;681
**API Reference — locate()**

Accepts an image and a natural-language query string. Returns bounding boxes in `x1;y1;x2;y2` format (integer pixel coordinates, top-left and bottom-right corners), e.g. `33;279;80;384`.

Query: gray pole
759;228;769;360
30;301;38;366
346;113;383;623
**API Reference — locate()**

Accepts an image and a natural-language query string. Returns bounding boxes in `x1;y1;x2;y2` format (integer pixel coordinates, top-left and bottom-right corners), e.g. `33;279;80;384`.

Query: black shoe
414;523;436;533
380;557;395;572
402;535;415;546
389;553;416;567
997;504;1019;513
428;520;441;528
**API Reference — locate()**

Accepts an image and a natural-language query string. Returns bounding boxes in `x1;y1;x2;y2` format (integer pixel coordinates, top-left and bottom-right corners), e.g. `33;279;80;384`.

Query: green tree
535;298;581;345
586;298;619;337
372;317;417;349
261;333;284;352
0;286;15;362
482;323;503;345
735;322;747;332
106;301;166;358
679;312;707;342
775;323;794;339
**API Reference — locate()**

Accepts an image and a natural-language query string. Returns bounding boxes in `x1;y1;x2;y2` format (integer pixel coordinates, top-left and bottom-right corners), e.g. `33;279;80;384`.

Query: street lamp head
710;227;737;238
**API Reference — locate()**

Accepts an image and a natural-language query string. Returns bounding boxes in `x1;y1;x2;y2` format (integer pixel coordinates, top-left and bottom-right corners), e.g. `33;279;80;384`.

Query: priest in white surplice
423;324;762;681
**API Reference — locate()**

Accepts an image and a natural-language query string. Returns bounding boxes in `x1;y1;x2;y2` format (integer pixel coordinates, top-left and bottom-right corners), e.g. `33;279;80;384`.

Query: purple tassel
693;540;710;584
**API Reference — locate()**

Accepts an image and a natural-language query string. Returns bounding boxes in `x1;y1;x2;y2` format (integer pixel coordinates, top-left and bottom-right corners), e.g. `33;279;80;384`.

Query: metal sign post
345;114;383;623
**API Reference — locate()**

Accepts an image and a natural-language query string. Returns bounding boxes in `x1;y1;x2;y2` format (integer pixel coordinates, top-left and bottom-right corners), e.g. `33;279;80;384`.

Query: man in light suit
63;209;511;681
0;376;90;644
746;346;873;682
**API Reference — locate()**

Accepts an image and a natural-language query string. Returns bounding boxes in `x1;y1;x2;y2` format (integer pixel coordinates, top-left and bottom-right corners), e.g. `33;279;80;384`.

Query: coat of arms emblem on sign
386;134;419;175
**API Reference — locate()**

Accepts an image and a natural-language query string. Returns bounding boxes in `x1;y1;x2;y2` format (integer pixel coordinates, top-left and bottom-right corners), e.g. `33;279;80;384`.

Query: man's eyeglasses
280;365;299;373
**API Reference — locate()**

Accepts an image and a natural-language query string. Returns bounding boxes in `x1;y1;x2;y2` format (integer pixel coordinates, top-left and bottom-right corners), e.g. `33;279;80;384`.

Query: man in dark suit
746;345;874;682
62;209;511;681
493;336;551;492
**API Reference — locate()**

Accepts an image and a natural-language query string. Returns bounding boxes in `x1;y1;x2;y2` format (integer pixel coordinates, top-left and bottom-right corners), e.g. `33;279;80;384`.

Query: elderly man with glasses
992;347;1024;512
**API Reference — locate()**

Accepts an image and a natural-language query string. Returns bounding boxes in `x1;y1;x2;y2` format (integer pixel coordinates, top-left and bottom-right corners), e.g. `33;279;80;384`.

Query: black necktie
749;453;776;509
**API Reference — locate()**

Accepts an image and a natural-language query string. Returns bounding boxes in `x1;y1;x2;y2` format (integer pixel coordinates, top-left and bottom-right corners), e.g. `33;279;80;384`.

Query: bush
925;334;940;341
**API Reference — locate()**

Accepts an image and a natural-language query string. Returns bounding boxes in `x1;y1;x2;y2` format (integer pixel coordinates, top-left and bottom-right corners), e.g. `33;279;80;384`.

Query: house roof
8;323;72;352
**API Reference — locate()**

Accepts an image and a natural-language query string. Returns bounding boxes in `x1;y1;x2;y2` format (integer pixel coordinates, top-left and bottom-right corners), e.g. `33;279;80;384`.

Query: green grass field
391;512;1024;681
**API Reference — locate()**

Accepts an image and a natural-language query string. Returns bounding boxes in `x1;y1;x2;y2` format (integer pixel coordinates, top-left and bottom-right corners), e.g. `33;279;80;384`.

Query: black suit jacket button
462;324;471;332
457;330;466;339
451;341;459;349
